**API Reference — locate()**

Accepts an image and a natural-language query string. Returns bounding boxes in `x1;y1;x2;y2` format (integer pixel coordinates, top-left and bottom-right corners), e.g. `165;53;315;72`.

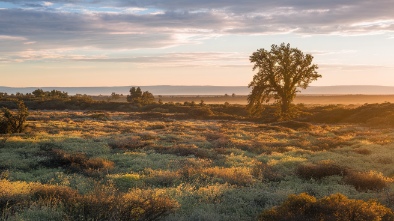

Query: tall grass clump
259;193;394;221
296;160;348;180
343;170;392;192
41;149;114;176
1;180;179;221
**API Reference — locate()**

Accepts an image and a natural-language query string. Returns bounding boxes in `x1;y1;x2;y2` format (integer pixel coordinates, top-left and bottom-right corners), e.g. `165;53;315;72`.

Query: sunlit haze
1;1;394;87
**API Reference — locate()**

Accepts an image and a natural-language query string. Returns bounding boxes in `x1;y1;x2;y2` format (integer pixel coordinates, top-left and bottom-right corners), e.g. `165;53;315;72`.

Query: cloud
1;0;394;63
1;50;248;67
320;64;394;71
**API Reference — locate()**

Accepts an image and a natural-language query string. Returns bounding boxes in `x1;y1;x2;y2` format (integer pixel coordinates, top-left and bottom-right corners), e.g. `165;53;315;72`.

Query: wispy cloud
320;64;394;71
1;0;394;64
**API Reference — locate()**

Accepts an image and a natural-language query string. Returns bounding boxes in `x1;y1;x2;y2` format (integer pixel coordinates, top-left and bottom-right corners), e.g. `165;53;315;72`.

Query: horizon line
1;85;394;88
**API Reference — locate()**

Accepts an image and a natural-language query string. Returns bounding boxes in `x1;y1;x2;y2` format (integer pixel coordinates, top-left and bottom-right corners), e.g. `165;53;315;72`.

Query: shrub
343;170;392;192
353;148;372;155
202;167;254;186
120;188;179;221
31;184;79;209
108;136;148;150
188;107;214;118
42;149;114;176
296;160;347;180
1;181;178;221
311;136;351;151
65;184;119;221
110;174;141;192
271;120;313;130
259;193;394;221
251;161;284;182
88;112;110;121
0;179;32;218
143;169;181;187
0;101;29;134
151;144;218;159
82;157;115;176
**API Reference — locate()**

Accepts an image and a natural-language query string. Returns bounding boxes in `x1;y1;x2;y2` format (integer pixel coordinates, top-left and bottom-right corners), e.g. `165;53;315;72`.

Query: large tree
247;43;321;119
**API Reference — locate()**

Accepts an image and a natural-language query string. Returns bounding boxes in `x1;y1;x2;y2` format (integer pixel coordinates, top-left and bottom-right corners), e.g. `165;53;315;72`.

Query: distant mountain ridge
1;85;394;96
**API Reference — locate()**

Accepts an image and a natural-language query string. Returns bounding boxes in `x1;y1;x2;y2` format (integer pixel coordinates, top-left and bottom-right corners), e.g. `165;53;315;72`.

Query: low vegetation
259;193;394;221
1;90;394;220
0;101;28;134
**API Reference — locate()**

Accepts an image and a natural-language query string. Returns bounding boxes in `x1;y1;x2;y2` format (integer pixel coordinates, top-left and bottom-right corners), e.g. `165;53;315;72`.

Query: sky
0;0;394;87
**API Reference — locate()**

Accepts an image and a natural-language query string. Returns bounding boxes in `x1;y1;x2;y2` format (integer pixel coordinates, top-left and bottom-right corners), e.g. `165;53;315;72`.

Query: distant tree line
32;89;69;99
0;89;93;103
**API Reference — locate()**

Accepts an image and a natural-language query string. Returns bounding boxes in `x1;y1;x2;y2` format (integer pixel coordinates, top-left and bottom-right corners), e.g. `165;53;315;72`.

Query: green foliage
127;87;155;105
259;193;394;221
1;180;179;221
32;89;68;99
3;109;394;220
151;144;219;160
0;101;29;134
110;92;121;100
248;43;321;120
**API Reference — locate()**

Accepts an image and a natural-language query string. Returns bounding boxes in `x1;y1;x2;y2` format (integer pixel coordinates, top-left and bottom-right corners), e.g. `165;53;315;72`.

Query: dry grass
2;110;394;220
296;160;348;180
343;170;392;192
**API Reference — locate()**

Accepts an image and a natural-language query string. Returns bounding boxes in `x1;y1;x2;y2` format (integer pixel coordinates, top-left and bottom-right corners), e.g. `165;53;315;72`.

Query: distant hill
1;85;394;96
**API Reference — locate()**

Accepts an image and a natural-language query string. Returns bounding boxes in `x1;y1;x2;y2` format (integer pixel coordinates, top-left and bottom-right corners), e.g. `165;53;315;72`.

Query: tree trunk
280;97;291;119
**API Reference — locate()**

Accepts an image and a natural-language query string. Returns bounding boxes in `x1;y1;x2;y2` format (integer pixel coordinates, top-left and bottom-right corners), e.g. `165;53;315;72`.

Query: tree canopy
247;43;321;119
127;87;155;105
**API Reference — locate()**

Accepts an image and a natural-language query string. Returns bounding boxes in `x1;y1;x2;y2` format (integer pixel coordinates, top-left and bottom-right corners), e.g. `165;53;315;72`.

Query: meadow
1;103;394;220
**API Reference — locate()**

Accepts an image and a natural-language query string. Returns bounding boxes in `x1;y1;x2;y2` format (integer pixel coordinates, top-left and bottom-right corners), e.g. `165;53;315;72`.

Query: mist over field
2;85;394;96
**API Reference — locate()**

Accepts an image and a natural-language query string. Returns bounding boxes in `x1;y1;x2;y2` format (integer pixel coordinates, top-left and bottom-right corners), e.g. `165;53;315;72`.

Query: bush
41;149;114;176
259;193;394;221
251;161;284;182
143;169;181;187
0;179;32;218
108;136;148;151
1;180;179;221
110;174;141;192
151;144;218;160
344;170;392;192
202;167;254;186
0;101;29;134
120;188;180;221
271;120;313;130
188;107;214;118
296;161;347;180
31;184;79;203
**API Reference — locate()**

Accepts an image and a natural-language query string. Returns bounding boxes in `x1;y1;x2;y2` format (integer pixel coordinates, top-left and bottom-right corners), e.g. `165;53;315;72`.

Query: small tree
127;87;155;105
248;43;321;119
127;87;141;103
140;91;155;105
111;92;120;100
32;89;45;97
0;101;29;134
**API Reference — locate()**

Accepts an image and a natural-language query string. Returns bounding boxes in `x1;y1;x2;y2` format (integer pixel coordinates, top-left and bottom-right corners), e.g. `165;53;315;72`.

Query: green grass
1;110;394;220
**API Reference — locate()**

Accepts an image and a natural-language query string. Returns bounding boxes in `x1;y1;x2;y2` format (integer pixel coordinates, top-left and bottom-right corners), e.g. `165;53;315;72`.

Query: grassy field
1;107;394;220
